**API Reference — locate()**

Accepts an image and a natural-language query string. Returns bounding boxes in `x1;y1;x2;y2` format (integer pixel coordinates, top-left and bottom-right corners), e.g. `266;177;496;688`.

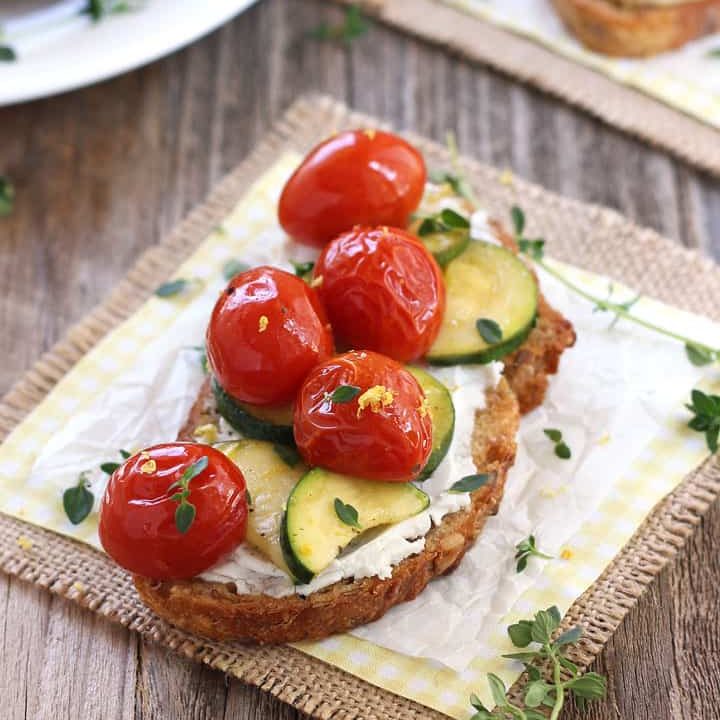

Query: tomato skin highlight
278;129;427;247
314;226;446;363
294;351;433;482
99;443;248;580
206;266;333;406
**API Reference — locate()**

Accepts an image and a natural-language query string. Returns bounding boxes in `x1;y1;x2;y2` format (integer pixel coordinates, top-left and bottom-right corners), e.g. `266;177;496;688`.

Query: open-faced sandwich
552;0;720;57
98;130;575;643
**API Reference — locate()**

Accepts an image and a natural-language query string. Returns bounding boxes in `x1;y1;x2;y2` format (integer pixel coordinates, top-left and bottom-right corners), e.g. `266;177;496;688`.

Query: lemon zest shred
140;459;157;474
418;396;430;418
560;548;574;561
17;535;33;551
357;385;395;418
363;128;376;140
193;423;219;444
258;315;269;333
499;168;514;186
311;275;324;289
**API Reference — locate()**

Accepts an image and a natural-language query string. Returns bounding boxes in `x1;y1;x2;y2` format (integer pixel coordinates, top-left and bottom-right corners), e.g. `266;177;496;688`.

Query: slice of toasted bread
552;0;720;56
135;377;519;643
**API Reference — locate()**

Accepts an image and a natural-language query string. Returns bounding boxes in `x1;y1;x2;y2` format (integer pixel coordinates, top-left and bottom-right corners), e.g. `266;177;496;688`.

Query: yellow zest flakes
363;128;376;140
597;433;611;446
560;548;574;561
357;385;395;418
311;275;324;289
540;485;567;499
193;423;219;444
140;459;157;474
72;581;85;593
499;168;514;186
17;535;33;551
258;315;269;333
418;396;430;418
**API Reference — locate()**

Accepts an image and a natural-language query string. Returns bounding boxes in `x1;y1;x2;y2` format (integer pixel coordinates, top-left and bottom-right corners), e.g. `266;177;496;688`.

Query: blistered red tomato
99;443;248;580
278;129;427;247
294;351;432;482
206;266;333;406
313;226;445;363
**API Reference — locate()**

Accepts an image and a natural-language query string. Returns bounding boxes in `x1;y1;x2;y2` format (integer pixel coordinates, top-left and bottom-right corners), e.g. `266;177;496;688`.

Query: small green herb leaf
175;501;196;534
476;318;503;345
686;389;720;452
181;455;209;484
530;608;558;644
514;534;553;573
155;278;190;298
63;474;94;525
543;428;562;443
518;237;545;260
246;488;253;507
100;462;120;475
525;680;551;708
555;442;571;460
449;473;490;493
274;443;301;467
469;693;486;711
511;206;525;236
120;449;131;459
429;170;474;203
486;673;507;707
566;672;607;700
0;46;16;62
440;208;470;229
0;177;15;217
706;48;720;58
685;343;716;367
553;625;583;648
334;498;361;529
329;384;361;404
502;650;539;663
507;619;534;647
290;260;315;277
309;4;369;44
222;259;250;280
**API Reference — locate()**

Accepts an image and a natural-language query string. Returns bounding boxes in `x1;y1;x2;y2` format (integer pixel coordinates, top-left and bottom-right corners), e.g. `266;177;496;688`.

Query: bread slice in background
552;0;720;56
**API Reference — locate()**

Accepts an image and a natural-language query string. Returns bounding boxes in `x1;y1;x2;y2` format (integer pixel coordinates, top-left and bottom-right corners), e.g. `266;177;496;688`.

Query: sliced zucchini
428;241;538;365
420;228;470;267
281;468;430;584
212;377;295;445
217;439;307;574
407;366;455;480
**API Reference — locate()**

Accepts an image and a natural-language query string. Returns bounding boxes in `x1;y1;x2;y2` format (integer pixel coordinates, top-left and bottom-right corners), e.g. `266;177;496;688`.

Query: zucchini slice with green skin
217;439;306;575
212;378;295;445
407;366;455;481
419;229;470;267
281;468;430;584
427;241;538;365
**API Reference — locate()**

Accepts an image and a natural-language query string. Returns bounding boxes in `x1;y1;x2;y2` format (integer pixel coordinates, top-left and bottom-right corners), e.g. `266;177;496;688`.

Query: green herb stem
446;131;481;209
549;651;564;720
536;258;720;356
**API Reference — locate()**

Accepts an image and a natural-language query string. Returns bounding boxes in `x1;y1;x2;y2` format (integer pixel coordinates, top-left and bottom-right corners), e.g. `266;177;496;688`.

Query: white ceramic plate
0;0;259;106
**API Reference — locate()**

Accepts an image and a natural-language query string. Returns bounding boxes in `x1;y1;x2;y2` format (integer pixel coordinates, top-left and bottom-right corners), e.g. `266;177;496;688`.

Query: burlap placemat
331;0;720;179
2;94;720;719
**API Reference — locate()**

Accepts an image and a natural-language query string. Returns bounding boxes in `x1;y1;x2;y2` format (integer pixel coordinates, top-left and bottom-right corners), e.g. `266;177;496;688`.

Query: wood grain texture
1;0;719;718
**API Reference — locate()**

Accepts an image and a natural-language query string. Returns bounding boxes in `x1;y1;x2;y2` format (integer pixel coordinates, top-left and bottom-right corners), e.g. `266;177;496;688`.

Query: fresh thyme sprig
415;207;470;237
0;176;15;216
686;389;720;452
308;4;369;44
470;607;606;719
514;535;552;573
63;472;94;525
334;498;361;529
168;456;209;533
508;205;720;365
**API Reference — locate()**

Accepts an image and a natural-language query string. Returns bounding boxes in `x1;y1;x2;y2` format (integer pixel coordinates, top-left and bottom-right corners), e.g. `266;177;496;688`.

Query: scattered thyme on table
0;177;15;216
470;606;607;719
308;4;370;45
63;472;94;525
514;535;552;573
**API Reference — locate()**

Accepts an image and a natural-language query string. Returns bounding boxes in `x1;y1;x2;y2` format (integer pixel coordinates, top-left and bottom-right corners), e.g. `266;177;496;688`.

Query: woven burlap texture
2;95;720;720
332;0;720;179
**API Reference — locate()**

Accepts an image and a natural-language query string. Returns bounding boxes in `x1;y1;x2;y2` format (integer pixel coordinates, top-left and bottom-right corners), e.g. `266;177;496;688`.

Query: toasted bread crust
552;0;720;56
494;221;576;414
135;378;519;643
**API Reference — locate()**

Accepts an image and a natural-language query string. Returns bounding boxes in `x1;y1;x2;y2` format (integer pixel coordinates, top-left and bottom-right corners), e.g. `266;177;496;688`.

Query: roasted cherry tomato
206;266;333;406
313;226;445;363
294;351;432;482
278;129;427;247
99;443;248;580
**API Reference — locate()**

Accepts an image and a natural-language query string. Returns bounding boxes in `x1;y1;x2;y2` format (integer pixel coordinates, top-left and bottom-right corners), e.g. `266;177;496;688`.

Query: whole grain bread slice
552;0;720;56
135;376;519;643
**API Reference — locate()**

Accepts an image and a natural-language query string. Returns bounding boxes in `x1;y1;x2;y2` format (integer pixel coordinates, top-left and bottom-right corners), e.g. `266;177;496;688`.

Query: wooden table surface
2;1;720;718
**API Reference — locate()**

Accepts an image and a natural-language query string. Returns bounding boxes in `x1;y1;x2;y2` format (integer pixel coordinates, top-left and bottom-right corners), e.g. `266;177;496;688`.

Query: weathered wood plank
1;1;720;719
